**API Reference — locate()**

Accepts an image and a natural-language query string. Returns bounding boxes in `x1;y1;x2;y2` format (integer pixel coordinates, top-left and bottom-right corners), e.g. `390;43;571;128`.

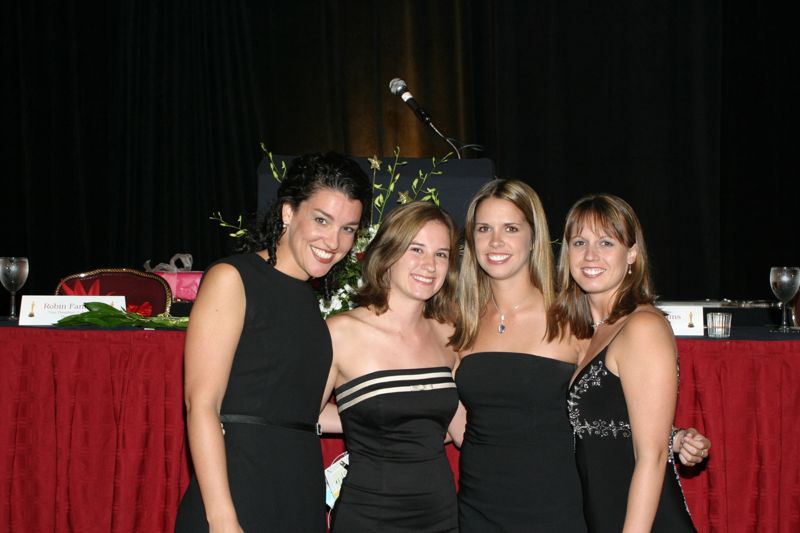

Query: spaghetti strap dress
456;353;586;533
568;345;696;532
174;253;331;532
330;367;459;532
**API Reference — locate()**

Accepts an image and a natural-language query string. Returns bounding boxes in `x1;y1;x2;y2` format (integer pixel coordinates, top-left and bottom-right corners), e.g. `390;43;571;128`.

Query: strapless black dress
456;353;586;532
331;367;459;532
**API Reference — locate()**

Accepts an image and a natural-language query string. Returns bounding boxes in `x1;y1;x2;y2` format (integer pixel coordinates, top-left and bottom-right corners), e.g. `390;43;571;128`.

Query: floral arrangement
216;146;451;317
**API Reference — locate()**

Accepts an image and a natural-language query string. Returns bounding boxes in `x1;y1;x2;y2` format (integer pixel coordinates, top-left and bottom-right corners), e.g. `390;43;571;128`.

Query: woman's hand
673;428;711;466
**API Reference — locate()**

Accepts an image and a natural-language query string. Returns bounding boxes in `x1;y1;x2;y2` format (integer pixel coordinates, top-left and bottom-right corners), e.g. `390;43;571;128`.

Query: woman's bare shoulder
612;305;676;363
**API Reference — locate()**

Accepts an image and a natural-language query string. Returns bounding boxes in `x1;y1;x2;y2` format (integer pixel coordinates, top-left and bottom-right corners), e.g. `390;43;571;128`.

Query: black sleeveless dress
175;254;331;532
568;346;696;532
456;353;586;533
330;367;459;532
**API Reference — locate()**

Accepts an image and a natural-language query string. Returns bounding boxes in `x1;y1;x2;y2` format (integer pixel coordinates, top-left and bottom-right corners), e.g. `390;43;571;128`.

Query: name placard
18;295;126;326
656;304;705;337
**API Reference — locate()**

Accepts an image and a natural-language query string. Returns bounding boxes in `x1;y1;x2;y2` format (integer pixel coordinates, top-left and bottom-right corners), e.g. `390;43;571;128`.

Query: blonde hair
451;179;554;351
547;193;655;340
354;201;459;323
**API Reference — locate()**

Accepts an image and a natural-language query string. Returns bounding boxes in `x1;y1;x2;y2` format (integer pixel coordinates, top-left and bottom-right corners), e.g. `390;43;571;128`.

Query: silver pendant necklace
490;293;530;334
591;316;610;329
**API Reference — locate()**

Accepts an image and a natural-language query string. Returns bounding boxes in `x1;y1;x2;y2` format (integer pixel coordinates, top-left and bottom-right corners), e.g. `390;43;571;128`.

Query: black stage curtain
3;0;798;306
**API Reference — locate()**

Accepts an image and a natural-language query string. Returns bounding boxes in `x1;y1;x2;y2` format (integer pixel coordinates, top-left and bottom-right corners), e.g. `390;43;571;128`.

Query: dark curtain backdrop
3;0;798;309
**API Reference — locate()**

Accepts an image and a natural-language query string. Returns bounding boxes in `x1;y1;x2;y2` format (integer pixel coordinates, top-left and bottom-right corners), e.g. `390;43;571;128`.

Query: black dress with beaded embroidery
568;345;696;532
331;367;459;532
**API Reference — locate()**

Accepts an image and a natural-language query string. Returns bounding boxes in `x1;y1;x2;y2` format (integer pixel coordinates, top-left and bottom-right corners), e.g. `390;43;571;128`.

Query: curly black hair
239;152;372;298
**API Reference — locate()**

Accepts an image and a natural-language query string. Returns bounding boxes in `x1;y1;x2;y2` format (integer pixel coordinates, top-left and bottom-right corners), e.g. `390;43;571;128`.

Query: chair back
55;268;172;316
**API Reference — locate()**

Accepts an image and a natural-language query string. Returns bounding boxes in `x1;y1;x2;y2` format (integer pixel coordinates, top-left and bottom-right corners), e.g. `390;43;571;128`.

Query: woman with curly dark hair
175;152;371;533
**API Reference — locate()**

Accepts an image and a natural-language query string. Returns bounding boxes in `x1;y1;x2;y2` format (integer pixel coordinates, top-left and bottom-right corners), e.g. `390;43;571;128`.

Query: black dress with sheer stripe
331;367;459;532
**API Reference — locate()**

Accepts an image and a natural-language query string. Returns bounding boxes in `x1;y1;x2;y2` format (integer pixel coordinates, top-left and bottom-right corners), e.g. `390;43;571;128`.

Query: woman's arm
444;351;466;446
612;311;680;533
183;264;246;532
319;401;343;434
318;314;352;433
447;401;468;447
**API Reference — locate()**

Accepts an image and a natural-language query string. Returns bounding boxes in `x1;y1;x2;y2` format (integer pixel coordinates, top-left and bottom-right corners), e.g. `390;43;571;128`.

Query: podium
257;155;495;227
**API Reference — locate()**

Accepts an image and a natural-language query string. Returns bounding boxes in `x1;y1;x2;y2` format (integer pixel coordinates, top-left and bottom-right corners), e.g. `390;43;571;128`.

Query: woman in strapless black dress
450;180;587;532
321;202;461;532
175;153;371;532
549;193;697;532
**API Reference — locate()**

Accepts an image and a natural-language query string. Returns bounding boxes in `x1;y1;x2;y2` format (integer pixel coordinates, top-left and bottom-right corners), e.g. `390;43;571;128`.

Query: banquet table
1;324;798;532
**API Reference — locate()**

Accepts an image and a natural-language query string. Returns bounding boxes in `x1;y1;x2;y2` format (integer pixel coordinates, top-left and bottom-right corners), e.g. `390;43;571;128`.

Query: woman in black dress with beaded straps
174;153;371;533
549;193;697;532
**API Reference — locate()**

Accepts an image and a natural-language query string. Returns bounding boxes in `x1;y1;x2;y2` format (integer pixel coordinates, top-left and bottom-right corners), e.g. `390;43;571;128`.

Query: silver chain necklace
490;293;531;334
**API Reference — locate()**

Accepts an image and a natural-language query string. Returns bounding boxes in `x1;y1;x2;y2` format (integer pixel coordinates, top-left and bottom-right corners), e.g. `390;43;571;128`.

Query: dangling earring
627;264;632;275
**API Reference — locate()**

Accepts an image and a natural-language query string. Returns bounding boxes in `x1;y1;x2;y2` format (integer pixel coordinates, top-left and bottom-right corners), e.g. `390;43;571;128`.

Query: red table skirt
1;327;799;532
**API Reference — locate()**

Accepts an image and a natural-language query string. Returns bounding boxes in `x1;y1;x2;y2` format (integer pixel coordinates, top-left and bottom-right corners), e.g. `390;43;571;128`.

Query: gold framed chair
55;268;172;316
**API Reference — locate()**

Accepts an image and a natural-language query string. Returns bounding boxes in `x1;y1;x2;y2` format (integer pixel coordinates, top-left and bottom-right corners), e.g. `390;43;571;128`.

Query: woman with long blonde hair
451;179;588;532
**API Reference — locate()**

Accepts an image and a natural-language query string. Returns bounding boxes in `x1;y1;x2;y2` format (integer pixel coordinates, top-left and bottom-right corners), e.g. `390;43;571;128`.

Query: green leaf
83;301;124;314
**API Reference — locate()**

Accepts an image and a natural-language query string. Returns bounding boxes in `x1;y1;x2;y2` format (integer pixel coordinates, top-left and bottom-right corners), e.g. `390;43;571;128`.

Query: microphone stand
389;79;484;159
418;116;484;160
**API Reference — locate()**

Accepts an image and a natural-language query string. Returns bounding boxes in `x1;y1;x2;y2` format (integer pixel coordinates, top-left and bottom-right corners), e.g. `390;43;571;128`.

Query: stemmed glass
769;266;800;333
0;257;29;320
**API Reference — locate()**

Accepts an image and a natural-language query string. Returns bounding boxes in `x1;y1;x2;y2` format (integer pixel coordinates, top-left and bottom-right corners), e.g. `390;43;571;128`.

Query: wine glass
769;266;800;333
0;257;29;320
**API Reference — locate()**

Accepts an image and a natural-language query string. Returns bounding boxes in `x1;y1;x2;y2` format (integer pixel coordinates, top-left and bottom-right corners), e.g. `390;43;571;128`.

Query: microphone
389;78;432;126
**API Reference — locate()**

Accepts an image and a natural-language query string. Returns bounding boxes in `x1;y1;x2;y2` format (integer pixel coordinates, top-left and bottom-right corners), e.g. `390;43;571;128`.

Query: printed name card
656;304;705;337
18;295;126;326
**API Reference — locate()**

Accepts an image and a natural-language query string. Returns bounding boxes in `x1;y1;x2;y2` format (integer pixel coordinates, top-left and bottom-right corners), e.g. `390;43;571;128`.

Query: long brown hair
451;179;554;351
353;201;459;323
547;193;655;340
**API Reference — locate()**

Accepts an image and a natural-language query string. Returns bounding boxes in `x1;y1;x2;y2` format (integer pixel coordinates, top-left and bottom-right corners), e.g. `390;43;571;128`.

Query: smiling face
567;220;638;304
276;187;363;280
388;220;452;303
473;197;534;283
